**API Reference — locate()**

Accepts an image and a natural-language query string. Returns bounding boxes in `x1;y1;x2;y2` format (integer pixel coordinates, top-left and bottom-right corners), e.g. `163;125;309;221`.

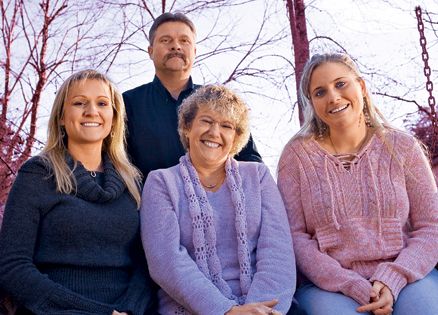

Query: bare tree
0;0;126;217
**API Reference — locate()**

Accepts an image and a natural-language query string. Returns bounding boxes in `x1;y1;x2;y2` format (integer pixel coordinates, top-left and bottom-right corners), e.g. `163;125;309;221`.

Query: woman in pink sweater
278;53;438;315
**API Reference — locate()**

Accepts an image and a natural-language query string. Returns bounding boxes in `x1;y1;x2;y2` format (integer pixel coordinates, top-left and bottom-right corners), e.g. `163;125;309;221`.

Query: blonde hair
178;85;250;157
287;53;430;178
41;70;142;207
295;52;389;140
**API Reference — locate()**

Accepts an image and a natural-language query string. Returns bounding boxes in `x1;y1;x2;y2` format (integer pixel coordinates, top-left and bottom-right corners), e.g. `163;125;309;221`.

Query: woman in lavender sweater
278;53;438;315
141;85;296;315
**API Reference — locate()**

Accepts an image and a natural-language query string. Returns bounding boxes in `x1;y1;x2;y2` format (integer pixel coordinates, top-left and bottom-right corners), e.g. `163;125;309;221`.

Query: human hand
356;281;393;315
225;299;281;315
112;311;129;315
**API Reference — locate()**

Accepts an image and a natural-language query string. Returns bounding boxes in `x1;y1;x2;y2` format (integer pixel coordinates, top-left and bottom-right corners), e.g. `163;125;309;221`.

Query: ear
358;77;366;95
148;46;153;59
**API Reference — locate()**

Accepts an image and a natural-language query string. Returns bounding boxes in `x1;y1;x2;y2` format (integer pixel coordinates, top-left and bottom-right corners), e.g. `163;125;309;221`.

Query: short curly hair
178;85;250;157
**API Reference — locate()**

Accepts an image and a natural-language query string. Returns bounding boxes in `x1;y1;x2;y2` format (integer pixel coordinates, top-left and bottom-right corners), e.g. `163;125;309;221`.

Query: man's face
148;21;196;75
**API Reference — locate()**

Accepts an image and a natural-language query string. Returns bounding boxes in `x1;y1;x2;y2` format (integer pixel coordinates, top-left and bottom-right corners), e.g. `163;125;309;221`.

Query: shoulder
18;155;52;176
379;128;417;145
122;82;153;99
377;128;421;154
144;164;180;186
279;136;313;166
238;160;269;176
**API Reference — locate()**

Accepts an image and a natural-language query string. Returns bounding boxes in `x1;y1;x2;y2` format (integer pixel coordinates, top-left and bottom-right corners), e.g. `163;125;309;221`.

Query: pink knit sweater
277;129;438;305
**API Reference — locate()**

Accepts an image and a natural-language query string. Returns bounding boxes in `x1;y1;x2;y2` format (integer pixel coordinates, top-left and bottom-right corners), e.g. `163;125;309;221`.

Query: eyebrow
71;95;110;99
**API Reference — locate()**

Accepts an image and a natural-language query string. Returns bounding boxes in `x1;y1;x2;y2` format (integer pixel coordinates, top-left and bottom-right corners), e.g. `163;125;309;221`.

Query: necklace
199;172;226;190
329;129;370;156
90;171;97;178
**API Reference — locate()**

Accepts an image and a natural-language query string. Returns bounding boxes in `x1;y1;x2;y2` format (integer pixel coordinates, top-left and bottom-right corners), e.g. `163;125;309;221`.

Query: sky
29;0;438;176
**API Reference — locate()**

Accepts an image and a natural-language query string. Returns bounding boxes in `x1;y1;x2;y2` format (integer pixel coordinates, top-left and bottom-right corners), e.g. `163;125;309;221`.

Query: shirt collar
152;75;195;101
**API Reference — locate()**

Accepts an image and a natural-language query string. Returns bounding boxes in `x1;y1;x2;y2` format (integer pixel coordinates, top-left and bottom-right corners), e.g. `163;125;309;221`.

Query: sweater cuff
342;278;372;305
370;265;407;301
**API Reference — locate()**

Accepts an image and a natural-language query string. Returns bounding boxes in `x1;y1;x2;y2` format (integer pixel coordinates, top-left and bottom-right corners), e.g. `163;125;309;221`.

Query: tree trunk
286;0;309;126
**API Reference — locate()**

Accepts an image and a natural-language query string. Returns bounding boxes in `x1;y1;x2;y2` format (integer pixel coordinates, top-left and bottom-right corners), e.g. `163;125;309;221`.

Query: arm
115;237;158;315
370;140;438;301
277;145;372;305
244;164;295;314
140;171;236;315
0;165;115;315
235;134;263;163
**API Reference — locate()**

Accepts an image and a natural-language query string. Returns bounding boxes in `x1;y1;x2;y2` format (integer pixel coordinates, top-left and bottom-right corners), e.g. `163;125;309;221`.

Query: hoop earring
363;97;374;128
61;127;66;138
110;131;114;138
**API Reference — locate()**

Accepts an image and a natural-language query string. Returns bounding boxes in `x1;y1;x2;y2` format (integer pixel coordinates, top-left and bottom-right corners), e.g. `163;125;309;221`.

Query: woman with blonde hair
278;53;438;315
0;70;155;314
141;85;296;315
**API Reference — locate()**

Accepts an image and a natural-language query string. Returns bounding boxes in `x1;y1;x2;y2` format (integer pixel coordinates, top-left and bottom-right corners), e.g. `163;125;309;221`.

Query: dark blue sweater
123;76;263;180
0;154;155;315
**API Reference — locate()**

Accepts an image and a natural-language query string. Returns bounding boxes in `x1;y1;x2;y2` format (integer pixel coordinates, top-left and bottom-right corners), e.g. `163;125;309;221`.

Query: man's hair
149;12;196;45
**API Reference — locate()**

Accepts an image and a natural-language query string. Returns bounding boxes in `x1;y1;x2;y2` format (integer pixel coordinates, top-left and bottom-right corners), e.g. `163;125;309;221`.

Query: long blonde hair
295;52;389;140
41;70;142;207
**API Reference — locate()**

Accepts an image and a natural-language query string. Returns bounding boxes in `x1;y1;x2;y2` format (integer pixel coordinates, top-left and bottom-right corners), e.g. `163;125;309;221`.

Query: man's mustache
165;52;186;61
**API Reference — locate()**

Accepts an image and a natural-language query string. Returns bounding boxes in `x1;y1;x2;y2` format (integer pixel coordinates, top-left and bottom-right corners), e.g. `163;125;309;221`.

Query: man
123;12;262;179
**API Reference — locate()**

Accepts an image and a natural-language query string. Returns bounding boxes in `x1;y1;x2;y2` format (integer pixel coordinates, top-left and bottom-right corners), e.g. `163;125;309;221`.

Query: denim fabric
393;268;438;315
293;269;438;315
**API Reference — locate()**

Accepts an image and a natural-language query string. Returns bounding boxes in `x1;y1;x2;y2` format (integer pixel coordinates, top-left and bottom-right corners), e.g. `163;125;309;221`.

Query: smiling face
186;107;236;169
309;61;366;132
148;21;196;76
60;79;113;152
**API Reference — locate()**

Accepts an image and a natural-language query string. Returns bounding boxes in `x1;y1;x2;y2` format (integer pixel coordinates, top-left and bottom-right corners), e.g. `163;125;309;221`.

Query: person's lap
393;268;438;315
293;283;370;315
291;269;438;315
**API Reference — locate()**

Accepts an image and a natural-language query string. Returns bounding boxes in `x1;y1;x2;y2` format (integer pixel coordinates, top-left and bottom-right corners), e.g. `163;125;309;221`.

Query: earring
61;127;66;138
110;131;114;138
363;97;373;128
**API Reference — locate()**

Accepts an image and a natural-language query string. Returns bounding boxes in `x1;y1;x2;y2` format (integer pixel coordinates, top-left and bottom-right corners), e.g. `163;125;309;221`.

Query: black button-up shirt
123;76;262;180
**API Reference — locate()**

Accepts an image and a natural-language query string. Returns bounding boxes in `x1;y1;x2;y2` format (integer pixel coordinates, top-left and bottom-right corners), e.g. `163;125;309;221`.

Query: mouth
202;140;221;148
329;104;349;114
81;122;102;127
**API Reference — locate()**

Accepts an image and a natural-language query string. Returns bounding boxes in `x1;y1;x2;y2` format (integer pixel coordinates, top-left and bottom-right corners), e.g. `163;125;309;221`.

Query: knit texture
0;154;155;314
179;154;252;308
141;160;296;315
277;129;438;305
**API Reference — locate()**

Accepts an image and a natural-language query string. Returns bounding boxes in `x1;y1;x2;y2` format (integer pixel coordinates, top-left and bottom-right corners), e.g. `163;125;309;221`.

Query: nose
327;88;340;104
171;41;182;51
84;102;99;116
208;121;221;135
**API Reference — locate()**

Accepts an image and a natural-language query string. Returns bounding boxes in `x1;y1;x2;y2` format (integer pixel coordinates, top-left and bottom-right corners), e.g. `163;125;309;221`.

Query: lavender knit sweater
141;161;295;315
277;129;438;305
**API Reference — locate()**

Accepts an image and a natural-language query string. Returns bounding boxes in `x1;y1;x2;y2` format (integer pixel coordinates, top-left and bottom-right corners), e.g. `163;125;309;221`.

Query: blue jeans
292;269;438;315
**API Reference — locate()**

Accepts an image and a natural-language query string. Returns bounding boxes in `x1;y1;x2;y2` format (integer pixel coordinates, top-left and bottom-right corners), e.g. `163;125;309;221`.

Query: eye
98;101;109;106
221;123;234;130
314;89;325;97
200;118;213;125
335;81;346;88
73;101;85;106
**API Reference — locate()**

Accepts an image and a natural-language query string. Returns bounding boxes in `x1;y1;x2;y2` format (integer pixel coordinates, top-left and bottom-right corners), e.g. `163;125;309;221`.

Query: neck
67;143;103;171
189;155;227;191
328;124;369;154
156;72;190;100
